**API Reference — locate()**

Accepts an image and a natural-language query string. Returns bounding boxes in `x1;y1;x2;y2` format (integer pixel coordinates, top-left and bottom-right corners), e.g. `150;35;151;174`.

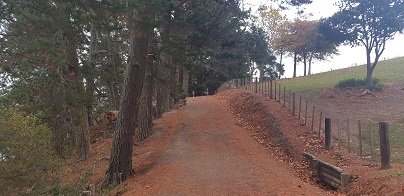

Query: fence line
217;77;392;168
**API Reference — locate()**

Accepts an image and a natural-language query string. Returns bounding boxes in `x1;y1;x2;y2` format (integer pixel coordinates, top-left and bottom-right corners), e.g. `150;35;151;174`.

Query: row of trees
256;5;338;78
0;0;286;191
258;0;404;88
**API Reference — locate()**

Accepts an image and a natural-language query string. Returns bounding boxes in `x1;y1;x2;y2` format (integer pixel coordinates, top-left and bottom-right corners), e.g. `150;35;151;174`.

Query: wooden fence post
347;119;351;153
292;92;296;116
379;122;391;169
325;117;332;150
260;81;265;94
278;83;281;102
288;89;291;110
298;96;302;121
358;120;362;157
337;118;341;150
318;112;323;137
369;121;374;159
283;86;286;107
270;80;273;99
275;82;277;100
305;101;308;125
255;77;258;93
311;106;315;132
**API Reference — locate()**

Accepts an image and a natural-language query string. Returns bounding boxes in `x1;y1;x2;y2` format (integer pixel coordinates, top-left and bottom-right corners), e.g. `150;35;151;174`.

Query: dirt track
124;96;326;195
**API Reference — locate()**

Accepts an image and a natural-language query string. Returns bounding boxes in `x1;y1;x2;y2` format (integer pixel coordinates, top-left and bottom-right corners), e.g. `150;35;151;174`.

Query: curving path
124;96;327;195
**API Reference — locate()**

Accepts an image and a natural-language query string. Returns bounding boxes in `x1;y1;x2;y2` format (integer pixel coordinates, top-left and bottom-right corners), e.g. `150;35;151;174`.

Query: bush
0;107;61;195
336;77;383;90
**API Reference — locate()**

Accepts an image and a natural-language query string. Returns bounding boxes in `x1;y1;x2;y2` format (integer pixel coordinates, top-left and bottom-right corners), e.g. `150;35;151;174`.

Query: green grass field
276;56;404;93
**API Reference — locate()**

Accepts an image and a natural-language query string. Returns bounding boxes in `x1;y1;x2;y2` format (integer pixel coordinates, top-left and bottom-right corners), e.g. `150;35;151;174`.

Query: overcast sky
245;0;404;78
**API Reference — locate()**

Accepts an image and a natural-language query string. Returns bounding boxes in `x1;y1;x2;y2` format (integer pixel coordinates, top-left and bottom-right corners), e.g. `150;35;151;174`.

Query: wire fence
218;77;393;169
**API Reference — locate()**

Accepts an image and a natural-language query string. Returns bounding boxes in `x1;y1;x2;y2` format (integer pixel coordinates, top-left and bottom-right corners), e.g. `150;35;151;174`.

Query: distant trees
257;4;338;78
287;19;338;77
319;0;404;88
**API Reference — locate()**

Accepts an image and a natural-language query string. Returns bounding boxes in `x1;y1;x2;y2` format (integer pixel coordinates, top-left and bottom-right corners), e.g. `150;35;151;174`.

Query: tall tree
0;0;92;160
101;0;156;185
319;0;404;88
257;5;289;68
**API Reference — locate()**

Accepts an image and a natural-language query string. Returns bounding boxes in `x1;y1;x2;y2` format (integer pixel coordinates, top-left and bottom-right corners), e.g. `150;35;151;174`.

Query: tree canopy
319;0;404;87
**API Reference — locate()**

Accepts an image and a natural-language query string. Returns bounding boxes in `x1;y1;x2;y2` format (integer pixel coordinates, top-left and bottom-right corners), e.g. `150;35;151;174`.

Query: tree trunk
182;69;189;96
258;64;265;82
278;49;283;79
64;30;90;161
303;53;307;76
102;8;151;185
50;81;71;158
308;52;313;75
86;26;98;127
155;63;164;119
366;50;373;88
293;52;297;78
106;33;122;111
138;51;154;141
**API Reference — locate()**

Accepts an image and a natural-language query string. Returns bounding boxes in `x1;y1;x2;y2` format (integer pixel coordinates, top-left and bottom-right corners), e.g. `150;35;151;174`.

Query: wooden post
264;80;267;94
305;101;308;125
311;106;315;132
379;122;391;169
283;86;286;107
298;96;302;121
318;112;323;137
255;77;258;93
347;119;351;153
274;82;277;100
288;89;291;110
337;118;341;150
242;77;245;87
369;121;374;159
292;92;296;116
278;83;281;102
358;120;362;157
325;117;331;150
260;81;265;94
270;80;273;99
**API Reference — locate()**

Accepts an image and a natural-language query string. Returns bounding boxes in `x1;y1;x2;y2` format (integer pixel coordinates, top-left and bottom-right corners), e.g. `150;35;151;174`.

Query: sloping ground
217;89;404;195
63;89;404;195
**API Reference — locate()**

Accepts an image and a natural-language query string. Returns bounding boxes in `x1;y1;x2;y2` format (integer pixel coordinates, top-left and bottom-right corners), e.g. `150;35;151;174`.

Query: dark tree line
0;0;282;188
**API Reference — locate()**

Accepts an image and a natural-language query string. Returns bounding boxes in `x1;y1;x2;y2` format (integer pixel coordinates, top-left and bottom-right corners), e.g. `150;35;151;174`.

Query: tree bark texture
138;52;154;141
50;81;72;158
102;8;150;185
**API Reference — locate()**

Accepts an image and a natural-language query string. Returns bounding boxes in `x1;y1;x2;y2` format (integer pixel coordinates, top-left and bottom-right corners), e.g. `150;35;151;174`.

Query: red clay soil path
124;96;326;195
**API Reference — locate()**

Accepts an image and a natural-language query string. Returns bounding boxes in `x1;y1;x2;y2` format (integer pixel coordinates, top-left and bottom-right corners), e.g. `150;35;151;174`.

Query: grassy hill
276;56;404;93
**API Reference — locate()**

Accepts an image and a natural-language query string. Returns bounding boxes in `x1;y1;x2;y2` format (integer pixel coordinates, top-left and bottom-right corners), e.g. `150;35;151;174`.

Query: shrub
336;77;383;90
0;107;61;195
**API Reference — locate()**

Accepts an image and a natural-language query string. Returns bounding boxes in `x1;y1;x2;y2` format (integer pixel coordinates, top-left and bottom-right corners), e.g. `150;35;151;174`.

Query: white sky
245;0;404;78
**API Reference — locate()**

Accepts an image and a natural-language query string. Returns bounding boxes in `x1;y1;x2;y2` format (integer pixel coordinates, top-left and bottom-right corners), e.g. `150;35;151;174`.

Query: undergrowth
335;77;383;90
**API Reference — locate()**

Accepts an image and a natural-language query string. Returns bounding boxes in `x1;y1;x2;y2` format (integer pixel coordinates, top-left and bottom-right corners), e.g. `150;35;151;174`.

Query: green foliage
319;0;404;87
335;77;382;90
0;107;61;195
